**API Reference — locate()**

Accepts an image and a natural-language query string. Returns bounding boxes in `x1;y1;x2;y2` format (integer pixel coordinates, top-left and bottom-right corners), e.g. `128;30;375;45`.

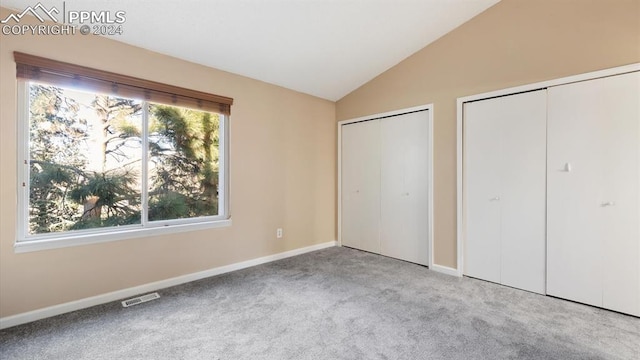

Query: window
15;52;233;251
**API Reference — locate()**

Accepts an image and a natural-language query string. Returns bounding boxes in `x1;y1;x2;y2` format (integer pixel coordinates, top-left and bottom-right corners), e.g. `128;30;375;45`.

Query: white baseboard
431;264;461;277
0;240;337;330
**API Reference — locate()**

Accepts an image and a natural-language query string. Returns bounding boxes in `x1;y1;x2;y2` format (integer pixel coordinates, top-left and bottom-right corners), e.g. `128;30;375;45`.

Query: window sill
14;219;232;253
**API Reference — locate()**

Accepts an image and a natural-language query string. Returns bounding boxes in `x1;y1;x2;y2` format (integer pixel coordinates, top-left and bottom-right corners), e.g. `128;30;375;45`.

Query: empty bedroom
0;0;638;359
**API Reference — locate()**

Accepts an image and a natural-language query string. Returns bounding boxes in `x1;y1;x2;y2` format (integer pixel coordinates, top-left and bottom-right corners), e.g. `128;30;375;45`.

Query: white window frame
15;80;231;253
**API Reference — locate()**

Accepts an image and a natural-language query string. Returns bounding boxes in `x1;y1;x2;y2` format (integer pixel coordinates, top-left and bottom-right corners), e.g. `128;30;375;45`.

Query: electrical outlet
276;228;283;238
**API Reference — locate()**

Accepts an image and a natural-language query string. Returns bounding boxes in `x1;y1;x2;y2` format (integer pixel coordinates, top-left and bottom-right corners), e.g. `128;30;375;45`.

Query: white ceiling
2;0;500;100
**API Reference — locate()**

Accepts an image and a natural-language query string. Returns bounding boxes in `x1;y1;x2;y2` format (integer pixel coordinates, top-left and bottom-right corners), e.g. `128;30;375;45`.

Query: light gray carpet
1;246;638;359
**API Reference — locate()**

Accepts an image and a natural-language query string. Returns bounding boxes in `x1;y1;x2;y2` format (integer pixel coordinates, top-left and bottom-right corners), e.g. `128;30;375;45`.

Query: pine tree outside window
14;53;232;251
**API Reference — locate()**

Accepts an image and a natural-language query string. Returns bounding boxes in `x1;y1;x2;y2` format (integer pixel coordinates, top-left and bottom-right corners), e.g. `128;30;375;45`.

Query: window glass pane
28;83;143;234
147;103;221;221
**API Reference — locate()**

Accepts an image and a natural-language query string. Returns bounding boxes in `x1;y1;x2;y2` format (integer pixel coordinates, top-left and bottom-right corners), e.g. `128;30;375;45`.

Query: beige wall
0;7;336;317
336;0;640;268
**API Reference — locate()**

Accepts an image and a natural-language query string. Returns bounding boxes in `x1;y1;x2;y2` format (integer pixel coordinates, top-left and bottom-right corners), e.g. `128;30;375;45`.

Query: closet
340;110;430;266
462;69;639;316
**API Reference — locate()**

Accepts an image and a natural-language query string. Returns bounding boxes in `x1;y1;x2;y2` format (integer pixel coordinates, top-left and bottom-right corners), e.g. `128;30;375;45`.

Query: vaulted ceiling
1;0;500;100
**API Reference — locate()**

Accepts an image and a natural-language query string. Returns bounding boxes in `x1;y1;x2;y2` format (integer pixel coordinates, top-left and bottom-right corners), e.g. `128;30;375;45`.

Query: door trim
338;104;434;269
456;63;640;277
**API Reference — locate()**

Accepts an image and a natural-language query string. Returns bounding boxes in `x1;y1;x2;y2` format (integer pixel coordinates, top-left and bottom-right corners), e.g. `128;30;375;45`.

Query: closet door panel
499;90;547;294
341;120;381;254
547;82;605;308
463;101;502;284
547;72;639;315
598;73;639;316
380;111;430;265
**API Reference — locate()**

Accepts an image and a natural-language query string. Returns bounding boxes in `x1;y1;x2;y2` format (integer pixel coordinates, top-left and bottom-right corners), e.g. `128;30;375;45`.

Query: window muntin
20;81;227;241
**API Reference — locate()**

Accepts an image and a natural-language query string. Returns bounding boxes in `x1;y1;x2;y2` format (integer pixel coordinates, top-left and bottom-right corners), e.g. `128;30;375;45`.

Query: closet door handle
489;196;500;201
601;201;615;207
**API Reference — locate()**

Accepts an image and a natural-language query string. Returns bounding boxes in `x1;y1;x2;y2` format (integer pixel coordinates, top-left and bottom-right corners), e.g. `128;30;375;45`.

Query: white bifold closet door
547;72;640;316
341;110;430;266
380;111;430;265
464;90;547;294
341;120;381;254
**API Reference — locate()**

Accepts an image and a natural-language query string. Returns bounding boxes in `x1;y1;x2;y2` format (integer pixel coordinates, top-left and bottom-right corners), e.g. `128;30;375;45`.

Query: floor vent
121;292;160;307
